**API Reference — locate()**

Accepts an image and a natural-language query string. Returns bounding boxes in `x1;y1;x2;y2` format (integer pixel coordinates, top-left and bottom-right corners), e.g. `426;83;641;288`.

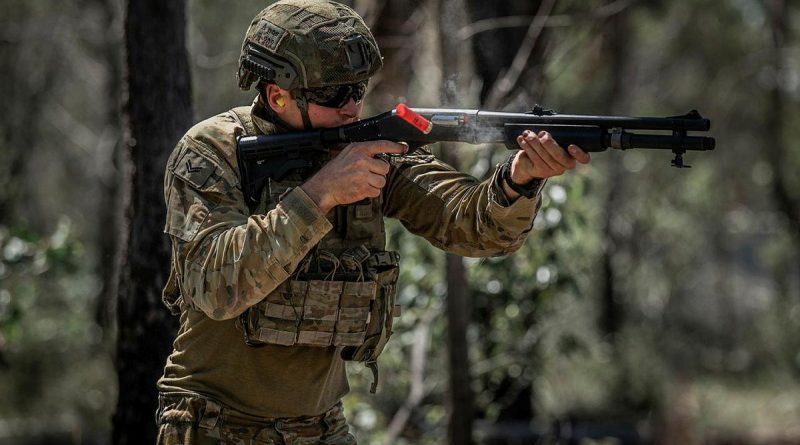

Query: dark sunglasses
303;80;368;108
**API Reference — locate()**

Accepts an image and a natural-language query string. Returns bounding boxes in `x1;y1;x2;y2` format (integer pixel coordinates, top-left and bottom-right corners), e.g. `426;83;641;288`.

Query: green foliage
0;220;114;441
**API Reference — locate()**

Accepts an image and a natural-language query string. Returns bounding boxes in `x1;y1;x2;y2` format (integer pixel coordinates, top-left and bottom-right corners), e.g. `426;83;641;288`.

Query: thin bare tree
765;0;800;298
438;0;475;442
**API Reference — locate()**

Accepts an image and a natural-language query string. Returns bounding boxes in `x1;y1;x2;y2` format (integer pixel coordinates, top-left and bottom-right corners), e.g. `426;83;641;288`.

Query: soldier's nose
339;98;359;120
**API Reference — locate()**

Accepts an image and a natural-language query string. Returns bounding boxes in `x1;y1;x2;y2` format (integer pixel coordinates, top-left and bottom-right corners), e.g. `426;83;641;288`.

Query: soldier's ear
266;83;289;114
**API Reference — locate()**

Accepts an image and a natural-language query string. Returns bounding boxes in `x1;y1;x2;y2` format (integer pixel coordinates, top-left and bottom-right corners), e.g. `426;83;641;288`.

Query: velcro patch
173;150;216;190
254;20;288;52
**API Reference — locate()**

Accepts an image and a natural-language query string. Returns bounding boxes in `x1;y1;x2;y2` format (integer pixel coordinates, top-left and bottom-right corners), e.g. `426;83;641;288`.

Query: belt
156;392;338;430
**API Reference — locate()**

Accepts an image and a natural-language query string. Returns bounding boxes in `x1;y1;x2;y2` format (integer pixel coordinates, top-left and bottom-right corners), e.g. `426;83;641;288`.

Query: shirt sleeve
382;148;544;257
163;137;332;320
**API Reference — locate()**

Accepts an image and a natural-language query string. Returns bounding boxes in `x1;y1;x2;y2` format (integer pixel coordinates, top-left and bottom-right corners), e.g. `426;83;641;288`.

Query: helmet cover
238;0;383;92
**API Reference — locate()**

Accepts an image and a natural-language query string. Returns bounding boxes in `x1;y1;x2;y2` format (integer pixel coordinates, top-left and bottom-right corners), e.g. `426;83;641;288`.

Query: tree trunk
359;0;424;110
438;0;474;443
765;0;800;377
599;1;630;342
445;254;472;444
113;1;192;443
765;0;800;297
463;0;549;432
465;0;547;109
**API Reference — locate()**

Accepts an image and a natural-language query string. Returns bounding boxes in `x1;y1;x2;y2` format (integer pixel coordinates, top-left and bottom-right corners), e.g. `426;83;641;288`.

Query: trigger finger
368;140;407;156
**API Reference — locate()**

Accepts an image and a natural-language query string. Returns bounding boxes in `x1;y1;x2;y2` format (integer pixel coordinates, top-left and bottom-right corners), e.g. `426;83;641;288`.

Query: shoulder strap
229;106;258;137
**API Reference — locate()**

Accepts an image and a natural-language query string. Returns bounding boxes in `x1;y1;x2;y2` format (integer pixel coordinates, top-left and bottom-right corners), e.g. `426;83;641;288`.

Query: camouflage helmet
238;0;383;92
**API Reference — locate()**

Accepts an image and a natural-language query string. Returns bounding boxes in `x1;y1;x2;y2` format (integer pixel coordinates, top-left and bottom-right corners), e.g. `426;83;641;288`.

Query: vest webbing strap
229;106;259;137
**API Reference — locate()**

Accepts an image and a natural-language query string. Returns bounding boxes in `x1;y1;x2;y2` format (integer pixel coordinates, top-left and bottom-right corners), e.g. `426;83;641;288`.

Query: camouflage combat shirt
157;97;546;418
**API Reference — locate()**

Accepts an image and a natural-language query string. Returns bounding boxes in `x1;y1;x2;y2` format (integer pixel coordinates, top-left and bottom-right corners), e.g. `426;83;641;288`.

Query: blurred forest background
1;0;799;444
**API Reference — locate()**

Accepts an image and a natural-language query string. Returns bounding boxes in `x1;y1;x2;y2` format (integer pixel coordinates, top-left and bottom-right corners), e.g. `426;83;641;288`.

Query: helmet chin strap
293;92;313;130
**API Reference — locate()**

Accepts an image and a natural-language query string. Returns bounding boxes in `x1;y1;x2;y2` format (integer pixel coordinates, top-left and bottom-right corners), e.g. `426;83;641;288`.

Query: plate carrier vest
230;107;401;392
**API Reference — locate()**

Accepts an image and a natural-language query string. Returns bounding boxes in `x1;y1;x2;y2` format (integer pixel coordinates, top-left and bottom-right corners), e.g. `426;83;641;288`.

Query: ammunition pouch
238;250;400;383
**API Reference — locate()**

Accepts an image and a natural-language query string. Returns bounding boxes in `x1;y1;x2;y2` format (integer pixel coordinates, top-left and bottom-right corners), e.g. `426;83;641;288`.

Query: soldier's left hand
511;130;590;182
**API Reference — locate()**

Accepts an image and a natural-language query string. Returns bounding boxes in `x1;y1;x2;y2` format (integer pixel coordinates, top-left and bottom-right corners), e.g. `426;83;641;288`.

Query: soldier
156;0;590;443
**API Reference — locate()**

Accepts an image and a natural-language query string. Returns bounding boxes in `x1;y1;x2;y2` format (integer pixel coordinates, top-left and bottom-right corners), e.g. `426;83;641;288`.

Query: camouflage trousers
156;393;357;445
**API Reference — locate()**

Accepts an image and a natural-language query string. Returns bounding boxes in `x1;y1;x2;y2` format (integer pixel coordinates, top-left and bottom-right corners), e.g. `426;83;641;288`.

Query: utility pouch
340;253;401;393
236;250;402;393
239;279;378;348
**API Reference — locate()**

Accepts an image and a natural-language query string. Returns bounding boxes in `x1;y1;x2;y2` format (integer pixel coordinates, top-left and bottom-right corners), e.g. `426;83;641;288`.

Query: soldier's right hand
300;140;408;213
